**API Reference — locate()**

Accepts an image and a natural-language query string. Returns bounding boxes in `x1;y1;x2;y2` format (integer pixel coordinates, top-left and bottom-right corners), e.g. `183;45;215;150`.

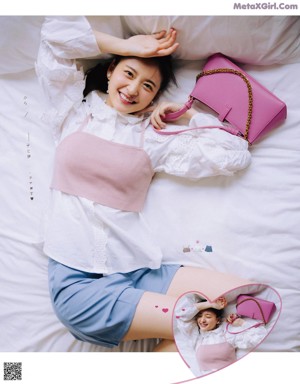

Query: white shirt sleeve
145;113;251;179
35;16;101;115
226;320;268;349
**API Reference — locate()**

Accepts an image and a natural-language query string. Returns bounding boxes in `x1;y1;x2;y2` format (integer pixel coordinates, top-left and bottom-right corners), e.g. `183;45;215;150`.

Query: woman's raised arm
93;28;179;57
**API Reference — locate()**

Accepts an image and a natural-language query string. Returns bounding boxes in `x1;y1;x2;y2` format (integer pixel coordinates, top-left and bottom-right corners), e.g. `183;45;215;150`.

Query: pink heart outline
172;283;282;382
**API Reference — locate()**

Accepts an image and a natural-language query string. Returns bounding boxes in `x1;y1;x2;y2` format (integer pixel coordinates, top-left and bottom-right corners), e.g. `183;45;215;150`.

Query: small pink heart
162;308;169;313
173;284;281;380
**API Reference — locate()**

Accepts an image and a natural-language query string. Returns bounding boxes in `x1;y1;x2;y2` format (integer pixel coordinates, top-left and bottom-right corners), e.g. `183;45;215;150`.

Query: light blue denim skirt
48;258;180;348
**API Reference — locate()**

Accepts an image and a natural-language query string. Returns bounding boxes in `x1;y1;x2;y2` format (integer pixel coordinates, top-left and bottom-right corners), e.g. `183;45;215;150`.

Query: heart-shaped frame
172;283;281;380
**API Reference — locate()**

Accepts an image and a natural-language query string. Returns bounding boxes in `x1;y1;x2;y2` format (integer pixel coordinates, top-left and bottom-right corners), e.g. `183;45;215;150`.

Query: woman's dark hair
83;55;177;99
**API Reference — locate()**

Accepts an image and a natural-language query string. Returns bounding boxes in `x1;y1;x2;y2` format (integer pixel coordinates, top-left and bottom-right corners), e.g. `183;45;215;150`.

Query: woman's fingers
153;30;167;39
150;110;166;130
215;296;228;309
151;102;183;129
123;28;178;58
154;28;179;55
157;43;179;56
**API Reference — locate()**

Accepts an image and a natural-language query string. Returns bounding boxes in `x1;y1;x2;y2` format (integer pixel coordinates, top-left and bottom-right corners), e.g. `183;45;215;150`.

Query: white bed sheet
144;60;300;354
0;16;299;357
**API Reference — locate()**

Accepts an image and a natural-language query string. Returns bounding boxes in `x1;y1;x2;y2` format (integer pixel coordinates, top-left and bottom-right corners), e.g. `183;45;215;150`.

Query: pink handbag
226;294;277;334
163;53;287;144
236;294;276;323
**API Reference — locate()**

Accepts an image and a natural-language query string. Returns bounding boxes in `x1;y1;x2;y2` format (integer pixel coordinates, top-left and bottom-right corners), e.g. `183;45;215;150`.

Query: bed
0;15;299;383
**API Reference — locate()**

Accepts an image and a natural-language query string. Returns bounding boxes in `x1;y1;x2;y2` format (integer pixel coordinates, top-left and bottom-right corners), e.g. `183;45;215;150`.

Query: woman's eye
144;83;153;91
125;70;133;77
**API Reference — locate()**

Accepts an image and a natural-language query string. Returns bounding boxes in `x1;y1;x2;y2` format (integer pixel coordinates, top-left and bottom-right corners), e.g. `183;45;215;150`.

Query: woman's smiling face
105;58;162;114
196;310;220;332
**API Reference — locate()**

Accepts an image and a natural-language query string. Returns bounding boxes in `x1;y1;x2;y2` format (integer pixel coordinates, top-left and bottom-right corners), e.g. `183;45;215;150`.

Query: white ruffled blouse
36;16;251;274
196;321;267;350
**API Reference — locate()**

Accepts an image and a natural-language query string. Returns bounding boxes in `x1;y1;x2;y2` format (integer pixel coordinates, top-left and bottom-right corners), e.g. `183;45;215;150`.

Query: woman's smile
119;91;137;105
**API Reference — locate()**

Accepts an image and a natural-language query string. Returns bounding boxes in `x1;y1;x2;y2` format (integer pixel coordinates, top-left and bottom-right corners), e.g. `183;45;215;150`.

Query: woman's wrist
93;30;128;55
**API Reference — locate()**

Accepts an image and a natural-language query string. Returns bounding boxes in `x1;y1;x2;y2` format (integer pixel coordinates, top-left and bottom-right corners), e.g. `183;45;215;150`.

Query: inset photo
173;284;281;378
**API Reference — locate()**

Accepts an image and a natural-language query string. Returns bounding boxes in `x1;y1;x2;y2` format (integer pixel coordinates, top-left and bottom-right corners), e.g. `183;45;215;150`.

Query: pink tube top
51;130;154;212
196;341;236;372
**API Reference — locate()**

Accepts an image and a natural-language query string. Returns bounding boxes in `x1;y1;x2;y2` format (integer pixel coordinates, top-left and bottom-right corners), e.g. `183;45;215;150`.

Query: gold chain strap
196;68;253;141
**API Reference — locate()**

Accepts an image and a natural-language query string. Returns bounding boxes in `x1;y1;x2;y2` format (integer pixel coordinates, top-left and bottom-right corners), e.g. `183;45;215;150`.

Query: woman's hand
150;102;198;130
125;29;179;57
150;101;182;130
194;296;227;313
94;28;179;58
213;296;228;310
227;313;245;326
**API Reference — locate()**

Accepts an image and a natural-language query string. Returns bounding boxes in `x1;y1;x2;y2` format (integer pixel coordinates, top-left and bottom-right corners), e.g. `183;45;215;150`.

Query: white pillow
0;16;124;75
2;16;299;75
86;16;124;38
121;16;300;65
0;16;45;74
